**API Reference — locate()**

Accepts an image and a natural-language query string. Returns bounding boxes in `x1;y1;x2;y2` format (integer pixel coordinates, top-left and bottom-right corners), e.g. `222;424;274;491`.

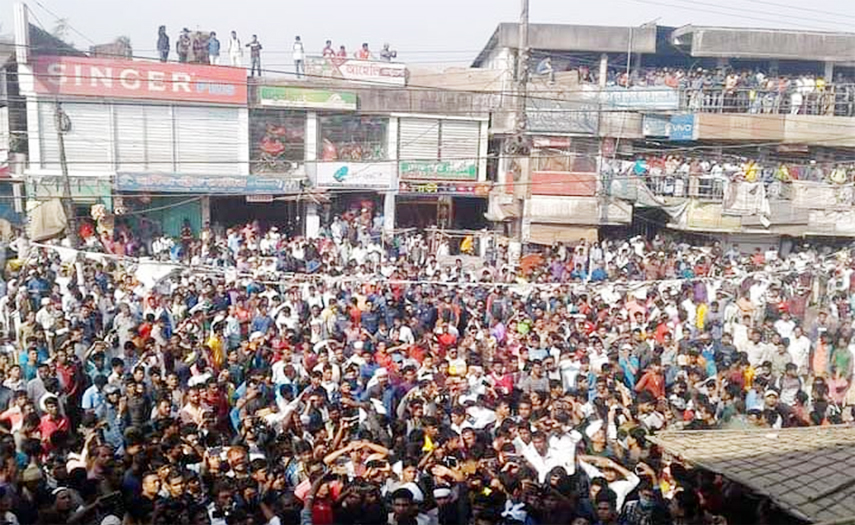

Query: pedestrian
246;34;262;77
293;35;305;79
228;30;242;67
176;28;191;63
208;31;221;65
156;25;169;62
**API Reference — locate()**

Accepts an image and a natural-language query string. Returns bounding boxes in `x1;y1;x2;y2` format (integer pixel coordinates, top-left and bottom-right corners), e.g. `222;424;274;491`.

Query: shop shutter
440;120;480;162
399;118;440;162
114;105;145;172
143;105;175;172
39;101;112;172
175;106;239;175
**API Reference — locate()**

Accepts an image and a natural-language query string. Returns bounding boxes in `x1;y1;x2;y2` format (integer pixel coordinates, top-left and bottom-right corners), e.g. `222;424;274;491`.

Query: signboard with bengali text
258;86;357;110
116;173;303;194
399;160;478;180
315;162;396;189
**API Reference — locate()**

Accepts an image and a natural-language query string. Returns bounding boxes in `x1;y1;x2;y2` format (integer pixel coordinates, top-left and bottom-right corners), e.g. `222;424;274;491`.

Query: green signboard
399;160;478;180
259;86;357;110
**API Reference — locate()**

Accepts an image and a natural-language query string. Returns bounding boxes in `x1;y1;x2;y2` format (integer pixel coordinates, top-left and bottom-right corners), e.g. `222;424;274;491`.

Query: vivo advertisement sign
669;114;697;141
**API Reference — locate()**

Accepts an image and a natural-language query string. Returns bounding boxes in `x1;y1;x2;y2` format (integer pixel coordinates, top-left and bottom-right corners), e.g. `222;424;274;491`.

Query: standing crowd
155;26;398;79
0;215;851;525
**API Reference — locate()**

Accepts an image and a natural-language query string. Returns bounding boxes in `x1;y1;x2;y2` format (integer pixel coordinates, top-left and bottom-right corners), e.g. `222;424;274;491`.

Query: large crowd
0;208;852;525
601;154;855;200
563;64;855;117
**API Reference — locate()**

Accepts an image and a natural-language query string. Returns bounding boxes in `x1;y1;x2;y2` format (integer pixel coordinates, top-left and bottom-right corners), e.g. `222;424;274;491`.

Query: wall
495;23;657;54
685;27;855;61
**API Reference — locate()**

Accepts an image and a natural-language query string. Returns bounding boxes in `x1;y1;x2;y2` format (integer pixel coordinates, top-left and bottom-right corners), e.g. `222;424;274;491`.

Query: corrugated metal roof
649;426;855;523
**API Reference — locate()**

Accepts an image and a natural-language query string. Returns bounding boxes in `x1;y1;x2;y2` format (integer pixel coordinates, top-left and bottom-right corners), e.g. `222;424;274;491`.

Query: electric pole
55;102;78;248
514;0;530;247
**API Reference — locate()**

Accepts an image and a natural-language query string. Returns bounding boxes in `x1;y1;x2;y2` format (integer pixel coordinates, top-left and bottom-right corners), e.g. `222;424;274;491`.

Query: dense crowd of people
0;209;852;525
601;154;855;200
562;63;855;117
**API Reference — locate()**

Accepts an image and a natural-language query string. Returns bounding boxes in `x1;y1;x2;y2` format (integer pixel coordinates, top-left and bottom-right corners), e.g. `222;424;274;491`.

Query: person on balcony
293;36;305;79
247;35;263;77
208;32;221;65
156;26;169;62
536;57;555;83
228;31;242;67
355;43;373;60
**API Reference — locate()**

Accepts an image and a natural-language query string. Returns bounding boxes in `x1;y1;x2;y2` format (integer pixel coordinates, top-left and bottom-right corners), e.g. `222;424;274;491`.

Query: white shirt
293;40;305;60
578;461;640;511
788;335;811;371
520;433;580;482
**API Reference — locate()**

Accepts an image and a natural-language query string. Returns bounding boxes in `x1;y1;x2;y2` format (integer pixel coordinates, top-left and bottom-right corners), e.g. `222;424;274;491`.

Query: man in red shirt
39;395;69;452
634;357;666;399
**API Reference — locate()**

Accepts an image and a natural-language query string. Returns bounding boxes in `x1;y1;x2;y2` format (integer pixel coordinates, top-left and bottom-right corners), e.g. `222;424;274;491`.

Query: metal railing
680;85;855;116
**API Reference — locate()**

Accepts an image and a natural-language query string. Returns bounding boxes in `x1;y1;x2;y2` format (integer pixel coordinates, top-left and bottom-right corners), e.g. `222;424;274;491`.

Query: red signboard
531;172;597;197
34;56;247;105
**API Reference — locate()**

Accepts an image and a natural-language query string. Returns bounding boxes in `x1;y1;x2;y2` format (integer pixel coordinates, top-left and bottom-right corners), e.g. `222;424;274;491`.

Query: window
318;115;388;161
250;110;305;174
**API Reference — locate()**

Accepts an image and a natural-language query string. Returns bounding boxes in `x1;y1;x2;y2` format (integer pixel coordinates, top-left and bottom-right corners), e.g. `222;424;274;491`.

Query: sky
1;0;854;68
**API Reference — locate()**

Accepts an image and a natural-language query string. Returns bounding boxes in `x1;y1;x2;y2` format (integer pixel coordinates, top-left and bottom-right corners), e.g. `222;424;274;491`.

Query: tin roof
649;426;855;523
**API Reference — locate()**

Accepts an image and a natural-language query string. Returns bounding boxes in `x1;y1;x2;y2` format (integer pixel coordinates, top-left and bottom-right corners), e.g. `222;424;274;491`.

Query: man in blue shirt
208;31;221;65
81;374;108;412
250;305;273;335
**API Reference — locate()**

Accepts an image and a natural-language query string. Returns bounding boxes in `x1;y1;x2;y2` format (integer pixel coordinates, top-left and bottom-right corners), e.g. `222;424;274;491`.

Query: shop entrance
210;196;303;236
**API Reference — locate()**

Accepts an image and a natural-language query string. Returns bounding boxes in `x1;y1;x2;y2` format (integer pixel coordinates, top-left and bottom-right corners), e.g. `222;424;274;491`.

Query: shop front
314;114;394;228
396;180;491;230
396;116;489;230
115;172;304;237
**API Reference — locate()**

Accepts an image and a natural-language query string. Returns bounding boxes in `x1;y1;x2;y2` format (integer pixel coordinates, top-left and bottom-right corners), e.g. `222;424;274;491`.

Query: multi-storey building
471;22;855;251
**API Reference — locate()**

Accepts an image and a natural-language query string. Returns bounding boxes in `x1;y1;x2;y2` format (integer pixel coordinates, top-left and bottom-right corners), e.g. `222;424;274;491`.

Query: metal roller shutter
175;106;239;174
39;101;112;172
114;104;145;172
399;118;439;161
440;120;480;162
115;104;175;172
144;105;175;172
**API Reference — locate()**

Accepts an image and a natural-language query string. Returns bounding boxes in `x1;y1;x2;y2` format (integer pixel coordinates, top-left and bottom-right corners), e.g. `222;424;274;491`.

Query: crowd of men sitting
0;211;850;524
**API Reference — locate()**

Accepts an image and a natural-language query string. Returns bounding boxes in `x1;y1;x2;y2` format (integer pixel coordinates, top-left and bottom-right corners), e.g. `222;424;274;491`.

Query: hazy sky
1;0;854;67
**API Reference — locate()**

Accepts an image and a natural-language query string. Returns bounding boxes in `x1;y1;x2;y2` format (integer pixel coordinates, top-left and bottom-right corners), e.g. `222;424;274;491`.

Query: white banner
315;162;396;189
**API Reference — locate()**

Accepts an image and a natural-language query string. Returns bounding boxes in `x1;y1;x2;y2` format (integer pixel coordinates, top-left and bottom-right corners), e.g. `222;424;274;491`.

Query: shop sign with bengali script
259;86;357;110
399;160;478;180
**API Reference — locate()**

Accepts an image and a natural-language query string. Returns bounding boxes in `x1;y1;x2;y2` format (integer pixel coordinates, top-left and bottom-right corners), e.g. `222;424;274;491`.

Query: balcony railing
680;85;855;116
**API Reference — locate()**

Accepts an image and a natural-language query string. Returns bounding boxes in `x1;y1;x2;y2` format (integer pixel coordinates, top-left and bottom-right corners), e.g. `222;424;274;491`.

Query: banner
599;86;680;110
669;114;697;141
305;57;406;86
526;99;598;134
315;162;396;189
116;173;303;194
34;56;247;105
399;160;478;180
258;86;357;110
398;180;490;196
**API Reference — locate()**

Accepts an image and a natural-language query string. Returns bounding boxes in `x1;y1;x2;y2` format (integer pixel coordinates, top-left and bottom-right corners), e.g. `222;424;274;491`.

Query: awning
649;426;855;523
528;224;597;245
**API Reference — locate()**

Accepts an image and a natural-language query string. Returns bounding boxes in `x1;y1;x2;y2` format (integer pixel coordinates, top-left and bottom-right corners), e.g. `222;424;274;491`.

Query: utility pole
514;0;530;247
55;102;78;248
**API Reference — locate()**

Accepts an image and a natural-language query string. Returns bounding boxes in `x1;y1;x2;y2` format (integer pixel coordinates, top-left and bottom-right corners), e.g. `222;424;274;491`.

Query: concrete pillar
305;111;318;181
384;116;399;233
599;54;608;88
824;61;835;81
305;202;320;238
201;196;210;226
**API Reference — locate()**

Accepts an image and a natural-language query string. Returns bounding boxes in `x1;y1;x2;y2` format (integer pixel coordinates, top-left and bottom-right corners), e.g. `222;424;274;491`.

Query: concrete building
471;22;855;249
